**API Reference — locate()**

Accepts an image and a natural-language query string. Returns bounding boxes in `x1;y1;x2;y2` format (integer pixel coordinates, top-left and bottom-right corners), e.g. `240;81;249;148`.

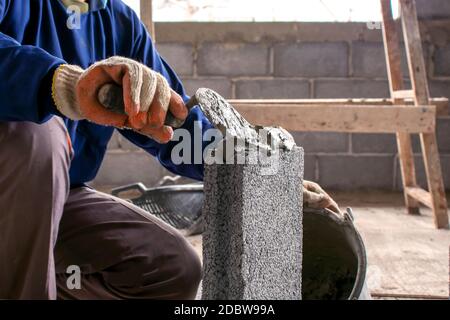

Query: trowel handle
97;83;186;128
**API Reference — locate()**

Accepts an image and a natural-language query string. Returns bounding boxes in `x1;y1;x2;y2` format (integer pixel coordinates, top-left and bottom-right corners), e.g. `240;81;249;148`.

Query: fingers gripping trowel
98;83;184;127
98;84;295;150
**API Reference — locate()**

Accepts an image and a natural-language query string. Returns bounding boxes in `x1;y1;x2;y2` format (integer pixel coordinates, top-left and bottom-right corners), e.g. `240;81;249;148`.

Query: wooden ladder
140;0;449;229
381;0;448;228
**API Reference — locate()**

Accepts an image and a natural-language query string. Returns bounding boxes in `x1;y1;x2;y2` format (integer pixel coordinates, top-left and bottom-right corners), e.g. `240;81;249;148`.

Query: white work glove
52;56;188;143
303;180;341;216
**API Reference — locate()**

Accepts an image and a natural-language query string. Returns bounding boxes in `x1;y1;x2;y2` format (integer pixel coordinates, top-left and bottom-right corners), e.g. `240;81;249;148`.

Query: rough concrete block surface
202;147;304;300
434;45;450;77
197;42;270;76
318;154;395;190
291;132;349;153
415;0;450;19
274;42;348;77
156;43;194;76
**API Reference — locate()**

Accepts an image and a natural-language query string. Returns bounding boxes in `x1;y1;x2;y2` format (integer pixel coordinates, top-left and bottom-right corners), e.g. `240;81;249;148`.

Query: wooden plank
400;0;449;228
381;0;405;94
420;133;449;228
400;0;430;106
371;292;448;300
392;89;415;99
381;0;420;215
140;0;155;40
405;187;432;208
232;103;436;133
228;98;448;116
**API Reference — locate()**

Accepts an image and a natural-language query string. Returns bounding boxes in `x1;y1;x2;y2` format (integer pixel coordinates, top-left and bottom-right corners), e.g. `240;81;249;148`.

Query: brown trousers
0;118;201;299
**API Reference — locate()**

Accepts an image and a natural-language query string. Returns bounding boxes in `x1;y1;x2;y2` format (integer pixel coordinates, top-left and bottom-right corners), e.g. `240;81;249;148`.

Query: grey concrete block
352;41;429;78
430;81;450;116
235;79;310;99
304;154;317;181
291;132;349;153
202;147;303;300
395;155;450;190
437;118;450;153
352;42;388;78
157;42;194;76
197;43;270;76
433;45;450;76
415;0;450;19
314;79;390;98
318;155;395;190
181;78;232;98
93;151;171;187
274;42;348;77
411;134;422;153
351;133;398;154
430;80;450;99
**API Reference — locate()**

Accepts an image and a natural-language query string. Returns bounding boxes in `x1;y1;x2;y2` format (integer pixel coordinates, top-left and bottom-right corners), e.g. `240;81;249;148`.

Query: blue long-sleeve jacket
0;0;214;186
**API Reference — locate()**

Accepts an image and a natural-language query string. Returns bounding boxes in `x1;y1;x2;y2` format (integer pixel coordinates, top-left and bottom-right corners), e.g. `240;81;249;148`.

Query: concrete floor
187;191;450;300
332;191;449;299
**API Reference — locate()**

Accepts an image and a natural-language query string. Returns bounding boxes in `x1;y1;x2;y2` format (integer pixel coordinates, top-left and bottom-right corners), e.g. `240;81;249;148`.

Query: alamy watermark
366;21;382;30
66;5;81;30
66;265;81;290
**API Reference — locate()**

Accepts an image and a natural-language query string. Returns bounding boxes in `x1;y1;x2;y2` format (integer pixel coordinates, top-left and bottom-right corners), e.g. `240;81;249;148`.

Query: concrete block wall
94;19;450;191
415;0;450;20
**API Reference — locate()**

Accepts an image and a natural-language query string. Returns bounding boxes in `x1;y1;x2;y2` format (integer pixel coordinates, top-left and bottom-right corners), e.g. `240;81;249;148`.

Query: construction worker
0;0;339;299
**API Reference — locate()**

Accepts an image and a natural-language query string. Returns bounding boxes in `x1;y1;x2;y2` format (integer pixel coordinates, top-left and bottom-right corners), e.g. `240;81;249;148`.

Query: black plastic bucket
302;207;369;300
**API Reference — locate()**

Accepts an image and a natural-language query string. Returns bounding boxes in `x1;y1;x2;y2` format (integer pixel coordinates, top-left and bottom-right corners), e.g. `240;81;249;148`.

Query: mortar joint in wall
193;42;199;78
314;155;319;182
392;154;399;191
231;79;236;99
426;43;434;77
348;40;354;78
309;79;314;99
269;46;274;76
348;133;353;154
231;76;276;81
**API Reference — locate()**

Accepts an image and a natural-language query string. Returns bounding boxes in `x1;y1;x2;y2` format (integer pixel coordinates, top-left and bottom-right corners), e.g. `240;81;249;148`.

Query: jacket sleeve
0;0;65;123
118;8;215;181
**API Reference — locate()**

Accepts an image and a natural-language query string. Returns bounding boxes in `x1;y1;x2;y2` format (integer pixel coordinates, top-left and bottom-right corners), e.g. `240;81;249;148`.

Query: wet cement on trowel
190;88;296;152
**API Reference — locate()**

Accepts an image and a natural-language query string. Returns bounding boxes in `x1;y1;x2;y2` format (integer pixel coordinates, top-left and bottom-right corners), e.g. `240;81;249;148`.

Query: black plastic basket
111;182;204;230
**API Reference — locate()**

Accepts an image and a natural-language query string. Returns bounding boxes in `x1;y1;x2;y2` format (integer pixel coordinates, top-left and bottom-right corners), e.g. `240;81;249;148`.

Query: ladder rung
405;187;432;208
392;90;415;100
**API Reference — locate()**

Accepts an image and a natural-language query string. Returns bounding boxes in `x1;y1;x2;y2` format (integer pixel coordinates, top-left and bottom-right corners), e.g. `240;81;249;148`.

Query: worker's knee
0;117;71;171
122;232;202;300
172;239;202;299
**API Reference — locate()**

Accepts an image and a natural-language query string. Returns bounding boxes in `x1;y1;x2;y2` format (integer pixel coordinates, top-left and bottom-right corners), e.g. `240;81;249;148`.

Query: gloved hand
303;180;341;216
52;56;188;143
